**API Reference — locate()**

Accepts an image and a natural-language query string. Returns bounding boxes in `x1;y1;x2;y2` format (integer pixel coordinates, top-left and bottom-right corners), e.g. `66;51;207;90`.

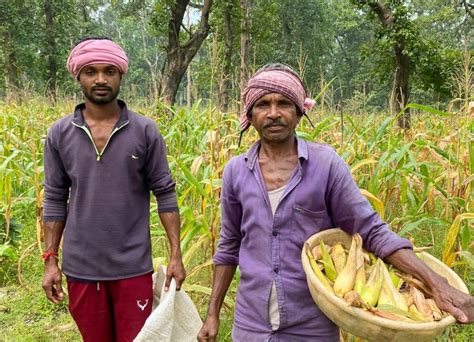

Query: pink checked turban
240;66;315;131
67;39;128;78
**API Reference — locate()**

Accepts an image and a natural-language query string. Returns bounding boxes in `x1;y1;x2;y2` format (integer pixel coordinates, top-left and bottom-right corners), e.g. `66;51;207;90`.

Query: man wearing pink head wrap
42;37;186;341
198;64;474;341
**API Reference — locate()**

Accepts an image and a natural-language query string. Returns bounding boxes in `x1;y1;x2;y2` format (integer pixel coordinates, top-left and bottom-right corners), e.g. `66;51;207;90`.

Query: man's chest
88;124;116;152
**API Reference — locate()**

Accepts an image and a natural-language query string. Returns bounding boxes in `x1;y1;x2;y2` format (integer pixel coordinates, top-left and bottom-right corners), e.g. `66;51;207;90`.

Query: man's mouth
264;123;285;129
92;87;111;93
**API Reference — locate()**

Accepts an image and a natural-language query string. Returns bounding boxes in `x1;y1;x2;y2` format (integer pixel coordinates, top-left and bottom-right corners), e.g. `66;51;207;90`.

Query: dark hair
73;36;113;47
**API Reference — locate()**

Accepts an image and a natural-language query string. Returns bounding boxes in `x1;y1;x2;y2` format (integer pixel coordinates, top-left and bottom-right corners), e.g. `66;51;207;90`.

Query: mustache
92;86;112;91
263;120;286;128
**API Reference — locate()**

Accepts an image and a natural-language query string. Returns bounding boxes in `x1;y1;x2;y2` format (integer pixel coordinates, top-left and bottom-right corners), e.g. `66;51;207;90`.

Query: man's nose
268;103;280;118
95;72;107;84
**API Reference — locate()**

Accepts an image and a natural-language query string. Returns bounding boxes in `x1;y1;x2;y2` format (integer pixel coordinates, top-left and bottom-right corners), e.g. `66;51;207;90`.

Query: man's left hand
430;277;474;323
165;255;186;291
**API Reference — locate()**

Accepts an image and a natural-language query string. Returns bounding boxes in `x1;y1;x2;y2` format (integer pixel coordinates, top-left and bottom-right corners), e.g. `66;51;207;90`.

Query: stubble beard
83;86;120;105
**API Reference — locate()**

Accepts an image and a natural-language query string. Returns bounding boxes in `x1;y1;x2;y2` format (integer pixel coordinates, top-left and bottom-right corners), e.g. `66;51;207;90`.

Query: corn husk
360;259;384;306
320;240;337;281
330;243;347;275
334;234;362;297
305;243;334;294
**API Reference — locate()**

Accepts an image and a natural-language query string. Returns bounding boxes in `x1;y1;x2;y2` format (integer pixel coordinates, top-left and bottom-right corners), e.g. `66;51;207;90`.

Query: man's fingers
43;285;55;303
164;272;172;292
449;305;468;323
54;282;64;301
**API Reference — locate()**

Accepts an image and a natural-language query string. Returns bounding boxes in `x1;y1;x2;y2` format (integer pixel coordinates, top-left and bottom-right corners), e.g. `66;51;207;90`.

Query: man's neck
83;100;121;122
259;136;298;161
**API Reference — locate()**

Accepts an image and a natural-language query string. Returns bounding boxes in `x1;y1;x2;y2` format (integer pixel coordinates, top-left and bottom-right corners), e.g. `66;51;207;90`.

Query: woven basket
301;228;469;342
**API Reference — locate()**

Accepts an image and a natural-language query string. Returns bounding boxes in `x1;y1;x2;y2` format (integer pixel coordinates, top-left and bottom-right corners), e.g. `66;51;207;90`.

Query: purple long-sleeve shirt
213;137;412;341
43;100;177;280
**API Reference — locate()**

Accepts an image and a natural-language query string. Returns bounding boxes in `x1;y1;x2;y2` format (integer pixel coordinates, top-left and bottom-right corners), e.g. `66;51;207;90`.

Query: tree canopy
0;0;471;112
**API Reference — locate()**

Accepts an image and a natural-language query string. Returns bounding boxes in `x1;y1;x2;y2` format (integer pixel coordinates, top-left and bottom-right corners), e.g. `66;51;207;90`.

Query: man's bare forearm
385;248;444;291
207;265;237;317
43;221;65;256
159;211;181;256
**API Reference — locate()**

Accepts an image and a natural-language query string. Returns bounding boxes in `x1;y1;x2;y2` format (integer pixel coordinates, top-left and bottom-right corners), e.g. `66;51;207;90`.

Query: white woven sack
134;266;202;342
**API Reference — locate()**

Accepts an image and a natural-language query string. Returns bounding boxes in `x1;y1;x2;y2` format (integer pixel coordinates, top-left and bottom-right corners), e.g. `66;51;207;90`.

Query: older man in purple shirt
198;64;474;341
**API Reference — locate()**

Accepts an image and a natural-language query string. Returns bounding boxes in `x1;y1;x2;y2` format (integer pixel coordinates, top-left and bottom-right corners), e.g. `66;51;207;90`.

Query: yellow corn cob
360;259;384;307
410;286;433;321
305;243;334;294
333;234;362;298
378;262;408;311
354;244;366;294
320;240;337;281
426;298;442;321
409;304;432;322
330;243;347;275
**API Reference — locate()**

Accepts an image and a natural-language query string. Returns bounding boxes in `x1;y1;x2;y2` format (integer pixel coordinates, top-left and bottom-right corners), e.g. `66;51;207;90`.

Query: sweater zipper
72;121;129;161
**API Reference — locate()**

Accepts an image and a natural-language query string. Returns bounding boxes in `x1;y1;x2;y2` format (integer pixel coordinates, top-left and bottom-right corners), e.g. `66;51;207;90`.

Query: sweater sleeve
42;125;71;221
327;154;412;258
213;160;242;265
145;123;178;213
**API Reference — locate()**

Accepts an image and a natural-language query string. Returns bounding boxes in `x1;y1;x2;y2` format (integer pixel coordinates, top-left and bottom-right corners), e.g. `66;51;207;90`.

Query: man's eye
107;69;118;75
255;102;268;107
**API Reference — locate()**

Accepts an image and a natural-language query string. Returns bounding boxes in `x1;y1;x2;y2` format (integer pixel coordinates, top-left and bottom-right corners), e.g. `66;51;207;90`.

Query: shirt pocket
291;205;326;248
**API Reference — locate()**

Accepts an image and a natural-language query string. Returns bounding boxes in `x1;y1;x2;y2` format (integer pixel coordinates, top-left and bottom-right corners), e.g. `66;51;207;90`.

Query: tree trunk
161;0;213;105
239;0;251;111
4;31;18;97
368;1;410;128
394;42;410;128
220;0;234;112
44;0;57;99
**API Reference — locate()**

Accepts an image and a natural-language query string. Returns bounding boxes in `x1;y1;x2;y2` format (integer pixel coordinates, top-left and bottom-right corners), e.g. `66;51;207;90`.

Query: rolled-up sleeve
43;126;71;221
213;161;242;265
145;124;178;213
328;155;412;258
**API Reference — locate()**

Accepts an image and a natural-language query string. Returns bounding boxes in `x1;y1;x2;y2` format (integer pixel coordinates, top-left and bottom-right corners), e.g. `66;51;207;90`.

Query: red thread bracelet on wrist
41;250;59;261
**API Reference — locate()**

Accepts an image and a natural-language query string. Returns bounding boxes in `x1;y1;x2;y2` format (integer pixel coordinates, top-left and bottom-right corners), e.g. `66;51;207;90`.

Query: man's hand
430;277;474;323
386;248;474;323
197;315;219;342
165;254;186;291
42;261;64;304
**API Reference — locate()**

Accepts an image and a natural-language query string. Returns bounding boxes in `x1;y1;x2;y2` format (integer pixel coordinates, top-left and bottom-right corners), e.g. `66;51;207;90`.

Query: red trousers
67;273;153;342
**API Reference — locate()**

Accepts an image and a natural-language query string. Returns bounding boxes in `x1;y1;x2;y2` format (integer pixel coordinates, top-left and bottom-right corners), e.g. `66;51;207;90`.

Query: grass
0;96;473;341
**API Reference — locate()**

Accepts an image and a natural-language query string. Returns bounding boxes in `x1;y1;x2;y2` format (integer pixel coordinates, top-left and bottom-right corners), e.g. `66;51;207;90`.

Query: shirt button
272;231;278;237
274;267;279;274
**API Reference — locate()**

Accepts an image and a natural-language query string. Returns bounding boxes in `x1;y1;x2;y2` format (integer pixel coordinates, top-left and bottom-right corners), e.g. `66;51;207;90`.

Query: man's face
250;92;301;144
78;64;122;104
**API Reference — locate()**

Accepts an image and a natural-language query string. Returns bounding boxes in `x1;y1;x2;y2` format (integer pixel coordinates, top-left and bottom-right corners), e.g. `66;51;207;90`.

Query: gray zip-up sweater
43;100;178;280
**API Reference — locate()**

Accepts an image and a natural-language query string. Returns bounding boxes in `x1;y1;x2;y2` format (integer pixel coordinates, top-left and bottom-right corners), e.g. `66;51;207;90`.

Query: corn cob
305;243;334;294
330;243;347;275
426;298;443;321
333;234;362;298
320;240;337;281
410;286;433;321
360;259;384;306
354;243;366;294
378;262;408;311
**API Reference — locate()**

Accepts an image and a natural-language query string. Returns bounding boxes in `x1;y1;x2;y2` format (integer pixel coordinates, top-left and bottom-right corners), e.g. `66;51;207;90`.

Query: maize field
0;97;472;340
